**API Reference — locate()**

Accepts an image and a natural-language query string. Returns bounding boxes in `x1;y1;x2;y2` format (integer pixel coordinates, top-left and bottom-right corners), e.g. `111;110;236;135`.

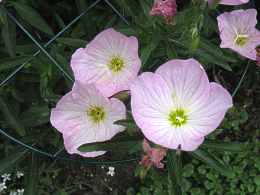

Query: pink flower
50;82;126;157
150;0;177;23
140;139;167;169
207;0;249;6
70;28;141;97
217;9;260;60
131;59;233;151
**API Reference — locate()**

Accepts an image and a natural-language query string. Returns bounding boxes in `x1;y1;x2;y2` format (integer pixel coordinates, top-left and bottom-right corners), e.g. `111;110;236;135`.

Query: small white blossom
107;166;115;176
0;182;7;192
1;173;11;182
17;189;24;195
10;191;17;195
16;171;24;179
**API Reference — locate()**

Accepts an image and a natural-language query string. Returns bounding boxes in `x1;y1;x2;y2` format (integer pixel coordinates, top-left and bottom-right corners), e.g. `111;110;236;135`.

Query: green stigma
87;106;105;123
108;56;124;73
234;34;248;47
168;109;188;127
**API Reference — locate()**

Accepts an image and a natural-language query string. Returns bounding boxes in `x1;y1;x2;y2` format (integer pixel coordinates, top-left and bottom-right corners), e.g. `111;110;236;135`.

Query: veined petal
188;82;233;136
70;28;141;97
50;82;126;157
156;59;210;109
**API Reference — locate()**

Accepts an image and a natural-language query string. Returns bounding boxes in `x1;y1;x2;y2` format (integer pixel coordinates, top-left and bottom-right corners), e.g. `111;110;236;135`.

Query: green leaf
24;154;39;195
0;149;28;174
56;37;86;48
0;56;30;72
202;140;248;152
167;150;182;195
20;105;50;127
141;35;160;68
78;132;142;152
12;2;54;35
0;97;26;136
1;8;16;57
191;149;234;177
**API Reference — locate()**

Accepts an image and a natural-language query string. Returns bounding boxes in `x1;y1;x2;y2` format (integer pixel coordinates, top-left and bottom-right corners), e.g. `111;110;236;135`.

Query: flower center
108;56;124;73
87;106;105;123
168;109;188;127
234;34;248;47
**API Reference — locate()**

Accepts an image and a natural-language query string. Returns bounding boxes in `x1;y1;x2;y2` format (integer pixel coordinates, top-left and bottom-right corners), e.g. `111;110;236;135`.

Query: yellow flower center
168;109;188;127
108;56;124;73
234;34;248;47
87;106;105;123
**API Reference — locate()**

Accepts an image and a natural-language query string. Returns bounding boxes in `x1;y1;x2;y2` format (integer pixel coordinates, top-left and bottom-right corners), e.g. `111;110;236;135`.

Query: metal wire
0;0;139;165
0;0;101;87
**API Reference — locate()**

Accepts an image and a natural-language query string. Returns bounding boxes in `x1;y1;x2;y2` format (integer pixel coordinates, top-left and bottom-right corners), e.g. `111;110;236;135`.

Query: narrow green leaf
191;149;234;177
78;132;142;152
12;2;54;35
167;150;182;195
141;35;160;68
0;56;30;72
20;105;50;127
202;140;248;152
1;8;16;57
56;37;86;48
0;97;26;136
0;149;28;174
24;154;39;195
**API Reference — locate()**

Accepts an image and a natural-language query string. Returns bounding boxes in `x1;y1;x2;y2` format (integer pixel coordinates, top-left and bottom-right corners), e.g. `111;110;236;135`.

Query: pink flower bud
150;0;177;23
140;139;167;169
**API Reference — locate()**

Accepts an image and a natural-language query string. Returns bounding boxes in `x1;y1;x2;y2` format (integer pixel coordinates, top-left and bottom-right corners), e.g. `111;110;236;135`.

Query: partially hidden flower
207;0;249;6
70;28;141;97
0;182;7;192
256;48;260;66
107;166;115;176
217;9;260;60
1;174;11;183
140;139;167;169
150;0;177;23
131;59;233;151
50;81;126;157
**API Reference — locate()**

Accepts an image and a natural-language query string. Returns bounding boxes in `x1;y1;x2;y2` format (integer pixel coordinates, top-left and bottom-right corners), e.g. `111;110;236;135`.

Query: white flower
10;191;17;195
17;189;24;195
1;173;11;182
16;171;24;179
107;166;115;176
0;182;7;192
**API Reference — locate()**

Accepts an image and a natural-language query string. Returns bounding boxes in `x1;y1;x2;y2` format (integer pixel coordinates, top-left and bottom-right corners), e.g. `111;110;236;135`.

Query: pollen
234;34;248;47
87;106;105;123
168;109;188;127
108;56;124;73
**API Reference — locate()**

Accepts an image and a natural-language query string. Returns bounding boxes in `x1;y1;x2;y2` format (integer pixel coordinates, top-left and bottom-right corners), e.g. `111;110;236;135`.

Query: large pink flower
131;59;233;151
70;28;141;97
50;82;126;157
217;9;260;60
208;0;249;6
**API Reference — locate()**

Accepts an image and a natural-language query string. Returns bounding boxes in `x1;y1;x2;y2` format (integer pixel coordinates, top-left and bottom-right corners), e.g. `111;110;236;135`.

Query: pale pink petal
217;9;260;60
188;82;233;136
131;71;205;151
50;82;126;157
70;28;141;97
155;59;210;109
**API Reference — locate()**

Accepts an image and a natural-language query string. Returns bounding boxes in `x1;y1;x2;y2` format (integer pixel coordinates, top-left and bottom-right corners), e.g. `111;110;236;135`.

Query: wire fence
0;0;139;165
0;0;251;166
